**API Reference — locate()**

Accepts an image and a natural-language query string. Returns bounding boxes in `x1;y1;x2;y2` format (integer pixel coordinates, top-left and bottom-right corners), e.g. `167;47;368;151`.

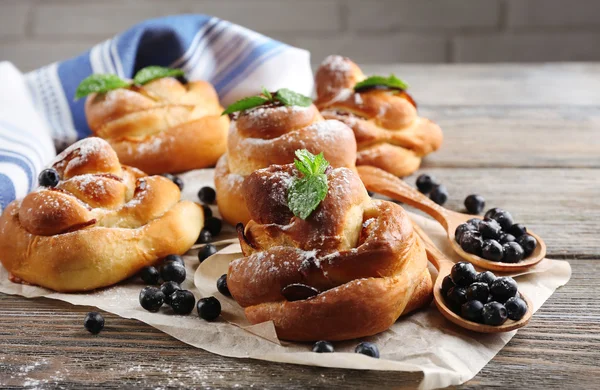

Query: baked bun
85;77;229;174
227;163;433;341
0;138;202;292
315;55;443;177
215;102;357;226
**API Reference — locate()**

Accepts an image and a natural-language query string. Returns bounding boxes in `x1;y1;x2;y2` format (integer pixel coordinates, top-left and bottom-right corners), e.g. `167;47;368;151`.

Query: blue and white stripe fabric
0;14;313;213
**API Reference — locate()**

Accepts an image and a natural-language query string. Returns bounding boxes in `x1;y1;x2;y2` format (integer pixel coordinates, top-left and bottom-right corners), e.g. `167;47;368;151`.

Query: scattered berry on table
170;290;196;315
160;260;186;284
464;194;485;215
466;282;490;303
161;173;184;190
451;262;477;287
198;186;216;204
164;254;185;266
197;297;221;321
517;234;538;256
196;228;212;244
140;266;160;285
461;300;484;323
502;242;525;263
38;168;60;187
416;174;438;194
355;342;380;358
217;274;231;297
505;296;528;321
481;239;504;262
205;217;222;236
312;340;335;353
161;281;182;305
202;205;213;220
429;185;448;205
490;277;518;303
84;312;105;334
482;301;508;326
198;244;217;263
139;286;165;312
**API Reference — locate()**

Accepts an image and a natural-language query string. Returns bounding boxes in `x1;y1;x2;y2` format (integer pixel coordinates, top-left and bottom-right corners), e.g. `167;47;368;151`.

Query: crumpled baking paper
0;169;572;389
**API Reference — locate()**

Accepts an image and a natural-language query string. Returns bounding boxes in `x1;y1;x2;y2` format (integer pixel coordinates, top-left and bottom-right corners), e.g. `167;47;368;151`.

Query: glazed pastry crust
85;77;229;174
314;55;443;177
227;164;433;341
0;138;202;292
215;103;357;226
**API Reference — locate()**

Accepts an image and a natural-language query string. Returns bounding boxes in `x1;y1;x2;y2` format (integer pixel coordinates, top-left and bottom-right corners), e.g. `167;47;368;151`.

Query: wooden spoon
358;165;546;272
412;222;533;333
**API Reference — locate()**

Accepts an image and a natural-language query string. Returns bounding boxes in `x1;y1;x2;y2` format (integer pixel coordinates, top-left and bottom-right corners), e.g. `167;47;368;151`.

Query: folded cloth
0;14;313;213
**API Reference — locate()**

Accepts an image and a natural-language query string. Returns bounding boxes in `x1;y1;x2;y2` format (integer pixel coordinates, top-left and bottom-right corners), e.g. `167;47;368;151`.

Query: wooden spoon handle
357;166;450;230
412;222;455;270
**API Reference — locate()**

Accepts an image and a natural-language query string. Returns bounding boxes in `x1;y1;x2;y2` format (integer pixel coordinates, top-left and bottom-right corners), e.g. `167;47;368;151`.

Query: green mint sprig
221;87;312;116
74;66;185;100
354;74;409;92
287;149;329;220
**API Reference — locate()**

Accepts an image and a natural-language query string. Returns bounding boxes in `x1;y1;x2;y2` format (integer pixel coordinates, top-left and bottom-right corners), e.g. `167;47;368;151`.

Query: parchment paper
0;169;572;389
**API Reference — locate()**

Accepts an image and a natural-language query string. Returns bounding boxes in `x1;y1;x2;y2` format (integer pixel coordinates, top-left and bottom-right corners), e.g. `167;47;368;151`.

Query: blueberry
416;174;438;194
466;218;483;230
517;234;537;256
459;231;483;256
161;173;184;190
475;271;497;286
217;274;231;297
367;191;374;197
479;219;502;240
197;297;221;321
429;185;448;206
312;340;334;353
451;262;477;287
205;217;222;236
160;261;186;283
508;223;527;238
198;244;217;263
482;301;508;326
170;290;196;315
164;254;185;266
38;168;60;187
198;186;216;204
487;209;514;231
461;300;484;323
140;266;160;285
484;207;502;220
161;281;182;305
481;239;504;262
499;233;516;244
454;223;476;244
202;205;213;220
464;194;485;215
490;277;518;303
139;286;165;312
355;342;380;358
441;275;455;296
502;242;524;263
196;228;212;244
505;296;528;321
446;286;468;311
84;312;105;334
466;282;490;303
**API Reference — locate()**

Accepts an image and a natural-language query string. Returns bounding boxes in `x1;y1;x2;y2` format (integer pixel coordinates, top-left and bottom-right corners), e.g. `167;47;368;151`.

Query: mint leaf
75;74;131;100
221;96;269;116
354;74;409;92
287;175;328;220
275;88;312;107
287;149;330;219
133;66;184;85
262;86;273;101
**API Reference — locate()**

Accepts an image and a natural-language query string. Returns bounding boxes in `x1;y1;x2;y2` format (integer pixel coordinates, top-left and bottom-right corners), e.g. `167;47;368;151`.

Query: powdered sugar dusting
321;55;352;74
53;137;108;166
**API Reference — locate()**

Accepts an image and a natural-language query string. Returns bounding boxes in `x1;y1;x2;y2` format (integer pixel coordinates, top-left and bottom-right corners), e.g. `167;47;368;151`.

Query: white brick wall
1;0;599;71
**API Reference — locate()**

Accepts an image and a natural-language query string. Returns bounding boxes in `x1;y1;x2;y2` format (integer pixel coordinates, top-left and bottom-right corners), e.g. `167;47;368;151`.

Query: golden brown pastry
85;77;229;174
227;162;433;341
215;101;357;226
0;137;202;292
315;55;443;177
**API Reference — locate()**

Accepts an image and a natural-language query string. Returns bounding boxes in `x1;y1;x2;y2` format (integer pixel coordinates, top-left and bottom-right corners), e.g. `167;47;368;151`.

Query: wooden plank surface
1;64;599;389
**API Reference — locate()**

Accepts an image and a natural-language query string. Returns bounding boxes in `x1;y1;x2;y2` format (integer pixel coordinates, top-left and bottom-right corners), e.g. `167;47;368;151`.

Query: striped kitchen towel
0;14;313;212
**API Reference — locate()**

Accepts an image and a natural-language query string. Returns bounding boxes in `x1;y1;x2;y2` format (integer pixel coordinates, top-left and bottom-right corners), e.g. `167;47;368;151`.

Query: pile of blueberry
455;208;538;263
312;340;380;358
137;254;222;321
196;186;221;261
416;174;449;206
442;262;528;325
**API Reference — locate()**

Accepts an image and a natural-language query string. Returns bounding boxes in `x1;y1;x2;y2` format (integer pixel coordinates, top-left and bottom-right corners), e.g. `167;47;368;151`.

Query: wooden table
1;64;599;388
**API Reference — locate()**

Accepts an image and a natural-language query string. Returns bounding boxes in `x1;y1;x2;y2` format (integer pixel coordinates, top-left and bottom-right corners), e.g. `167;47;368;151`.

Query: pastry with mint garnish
314;55;443;177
